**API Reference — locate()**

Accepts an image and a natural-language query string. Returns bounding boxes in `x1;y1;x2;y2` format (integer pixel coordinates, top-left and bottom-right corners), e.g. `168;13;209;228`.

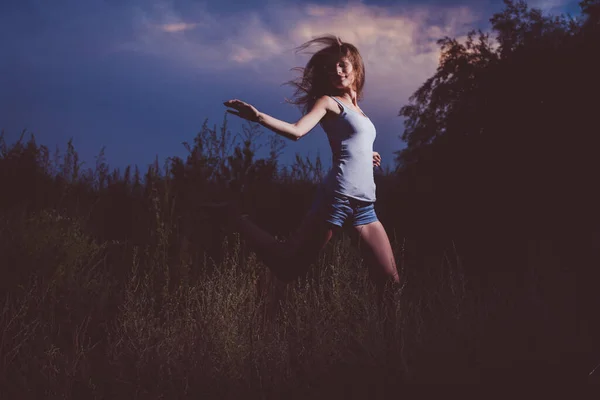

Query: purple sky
0;0;579;173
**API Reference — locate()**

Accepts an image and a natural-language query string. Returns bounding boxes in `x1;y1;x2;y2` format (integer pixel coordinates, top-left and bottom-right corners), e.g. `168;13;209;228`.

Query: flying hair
284;34;366;115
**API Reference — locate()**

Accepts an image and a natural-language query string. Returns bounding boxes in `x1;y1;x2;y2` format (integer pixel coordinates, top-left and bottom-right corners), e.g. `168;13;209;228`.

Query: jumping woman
218;35;400;291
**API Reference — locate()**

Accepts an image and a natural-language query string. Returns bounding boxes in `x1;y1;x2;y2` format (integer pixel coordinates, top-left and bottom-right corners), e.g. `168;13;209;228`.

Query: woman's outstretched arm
224;96;330;141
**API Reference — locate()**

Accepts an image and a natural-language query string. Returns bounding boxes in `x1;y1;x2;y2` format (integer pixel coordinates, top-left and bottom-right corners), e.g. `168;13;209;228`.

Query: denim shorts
309;185;378;228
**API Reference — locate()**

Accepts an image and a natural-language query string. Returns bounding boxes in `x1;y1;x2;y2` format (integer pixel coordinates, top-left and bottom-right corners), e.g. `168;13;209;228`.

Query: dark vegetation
1;1;599;397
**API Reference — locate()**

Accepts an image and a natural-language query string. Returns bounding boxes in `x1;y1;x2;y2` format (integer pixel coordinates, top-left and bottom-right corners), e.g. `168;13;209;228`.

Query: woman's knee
369;262;400;285
261;242;315;283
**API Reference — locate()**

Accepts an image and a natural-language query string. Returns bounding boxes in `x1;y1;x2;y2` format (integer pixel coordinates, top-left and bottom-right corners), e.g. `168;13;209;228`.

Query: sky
0;0;580;174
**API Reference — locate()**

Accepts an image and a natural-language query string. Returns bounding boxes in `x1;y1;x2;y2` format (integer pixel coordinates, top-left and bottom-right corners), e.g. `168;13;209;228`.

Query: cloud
283;3;480;106
528;0;571;12
116;0;482;117
160;22;199;32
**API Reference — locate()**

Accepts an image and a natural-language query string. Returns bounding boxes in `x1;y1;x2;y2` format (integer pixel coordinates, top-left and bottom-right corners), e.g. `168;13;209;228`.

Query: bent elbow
288;130;302;142
290;123;308;141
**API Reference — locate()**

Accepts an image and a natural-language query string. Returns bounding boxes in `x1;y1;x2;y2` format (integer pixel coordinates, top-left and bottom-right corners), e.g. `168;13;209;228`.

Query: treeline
0;118;334;274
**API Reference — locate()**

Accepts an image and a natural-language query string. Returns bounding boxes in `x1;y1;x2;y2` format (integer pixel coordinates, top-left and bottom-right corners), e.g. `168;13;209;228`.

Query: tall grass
1;190;590;398
0;201;475;398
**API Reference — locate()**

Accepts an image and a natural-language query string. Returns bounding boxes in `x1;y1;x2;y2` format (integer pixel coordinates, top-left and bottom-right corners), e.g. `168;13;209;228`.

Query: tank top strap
328;96;346;111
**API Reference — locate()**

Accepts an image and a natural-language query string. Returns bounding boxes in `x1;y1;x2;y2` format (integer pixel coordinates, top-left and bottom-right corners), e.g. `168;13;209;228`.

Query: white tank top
319;96;376;202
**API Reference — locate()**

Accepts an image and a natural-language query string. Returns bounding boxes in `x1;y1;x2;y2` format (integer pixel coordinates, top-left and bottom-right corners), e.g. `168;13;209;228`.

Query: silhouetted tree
395;0;599;237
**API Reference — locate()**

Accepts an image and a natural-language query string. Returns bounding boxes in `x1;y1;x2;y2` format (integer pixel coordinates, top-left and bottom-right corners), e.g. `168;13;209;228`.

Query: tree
394;0;599;235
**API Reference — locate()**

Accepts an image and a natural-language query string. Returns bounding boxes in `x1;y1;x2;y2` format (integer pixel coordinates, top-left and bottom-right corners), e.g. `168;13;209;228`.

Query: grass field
1;205;594;399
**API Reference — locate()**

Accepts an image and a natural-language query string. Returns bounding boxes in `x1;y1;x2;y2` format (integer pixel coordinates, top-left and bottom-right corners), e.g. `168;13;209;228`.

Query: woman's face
326;57;356;91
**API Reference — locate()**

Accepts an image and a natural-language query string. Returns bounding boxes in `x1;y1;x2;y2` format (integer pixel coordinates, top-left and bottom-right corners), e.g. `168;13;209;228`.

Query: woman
220;35;400;288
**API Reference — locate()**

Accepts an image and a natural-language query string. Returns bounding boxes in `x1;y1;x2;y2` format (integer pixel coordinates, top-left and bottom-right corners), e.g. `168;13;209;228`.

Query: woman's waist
325;164;374;183
332;150;373;167
321;171;376;202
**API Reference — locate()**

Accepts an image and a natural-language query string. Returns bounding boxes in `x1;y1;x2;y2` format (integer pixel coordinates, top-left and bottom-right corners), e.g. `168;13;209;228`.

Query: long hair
284;34;366;115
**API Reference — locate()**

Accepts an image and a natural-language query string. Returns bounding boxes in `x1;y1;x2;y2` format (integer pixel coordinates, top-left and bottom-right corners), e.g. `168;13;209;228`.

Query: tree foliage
395;0;600;235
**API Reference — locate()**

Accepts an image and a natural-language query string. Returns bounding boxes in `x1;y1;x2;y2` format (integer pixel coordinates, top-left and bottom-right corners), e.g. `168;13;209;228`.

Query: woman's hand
373;151;381;168
223;99;260;122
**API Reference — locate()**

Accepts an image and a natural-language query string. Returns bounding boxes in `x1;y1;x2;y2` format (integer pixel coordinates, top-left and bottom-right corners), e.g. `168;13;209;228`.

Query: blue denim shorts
309;185;379;228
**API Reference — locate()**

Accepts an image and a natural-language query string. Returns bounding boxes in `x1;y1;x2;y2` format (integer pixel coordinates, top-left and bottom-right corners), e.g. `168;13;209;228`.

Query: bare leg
353;220;401;335
353;221;399;285
234;212;336;282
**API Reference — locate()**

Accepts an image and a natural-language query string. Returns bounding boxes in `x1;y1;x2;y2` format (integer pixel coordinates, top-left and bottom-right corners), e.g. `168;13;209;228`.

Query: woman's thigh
288;211;337;258
353;221;399;283
267;212;336;282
